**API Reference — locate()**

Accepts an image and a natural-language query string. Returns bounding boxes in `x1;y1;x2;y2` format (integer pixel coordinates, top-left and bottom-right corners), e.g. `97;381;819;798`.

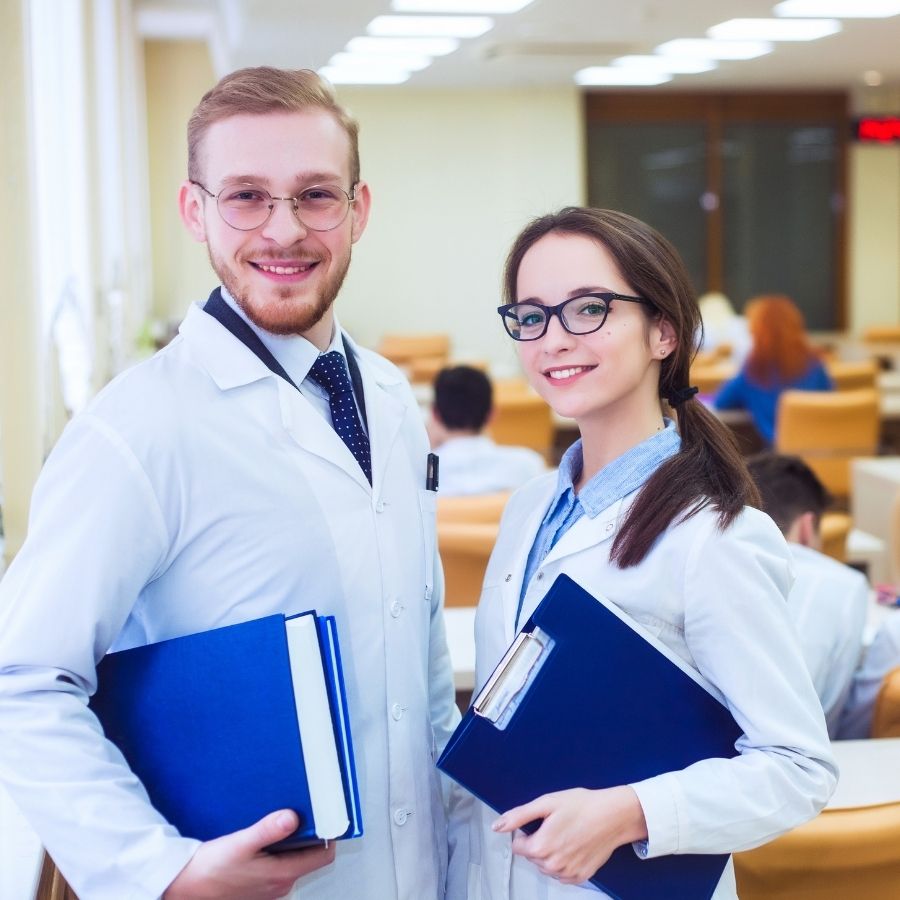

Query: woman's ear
653;317;678;359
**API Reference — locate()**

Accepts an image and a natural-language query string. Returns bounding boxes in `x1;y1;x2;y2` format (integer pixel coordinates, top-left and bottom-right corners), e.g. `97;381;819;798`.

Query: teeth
548;367;587;380
257;263;311;274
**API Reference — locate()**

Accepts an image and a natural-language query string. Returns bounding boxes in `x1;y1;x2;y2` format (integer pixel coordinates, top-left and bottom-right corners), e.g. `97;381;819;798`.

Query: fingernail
492;818;505;831
277;811;296;830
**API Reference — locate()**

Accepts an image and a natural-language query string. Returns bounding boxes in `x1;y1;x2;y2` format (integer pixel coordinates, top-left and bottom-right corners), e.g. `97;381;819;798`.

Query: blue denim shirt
516;420;681;627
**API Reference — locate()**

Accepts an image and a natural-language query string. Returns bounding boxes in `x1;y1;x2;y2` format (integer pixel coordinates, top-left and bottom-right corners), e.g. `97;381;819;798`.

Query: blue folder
89;611;362;849
437;574;743;900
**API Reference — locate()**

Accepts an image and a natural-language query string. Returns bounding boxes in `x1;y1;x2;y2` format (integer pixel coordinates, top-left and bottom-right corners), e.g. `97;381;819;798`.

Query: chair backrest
438;521;499;607
688;362;736;396
863;324;900;344
826;359;879;391
871;665;900;738
376;333;450;365
819;511;850;563
733;801;900;900
437;492;511;525
774;389;880;499
487;382;553;457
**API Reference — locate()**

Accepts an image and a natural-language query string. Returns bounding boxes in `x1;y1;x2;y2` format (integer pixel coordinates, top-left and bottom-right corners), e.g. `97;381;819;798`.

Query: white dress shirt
0;299;459;900
434;434;546;496
451;474;837;900
786;542;868;737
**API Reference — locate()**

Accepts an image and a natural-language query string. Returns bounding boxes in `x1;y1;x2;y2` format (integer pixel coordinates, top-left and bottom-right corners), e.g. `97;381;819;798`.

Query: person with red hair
714;294;832;443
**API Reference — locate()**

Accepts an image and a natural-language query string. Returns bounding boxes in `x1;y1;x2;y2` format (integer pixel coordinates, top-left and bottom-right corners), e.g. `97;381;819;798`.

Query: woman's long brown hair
503;207;760;568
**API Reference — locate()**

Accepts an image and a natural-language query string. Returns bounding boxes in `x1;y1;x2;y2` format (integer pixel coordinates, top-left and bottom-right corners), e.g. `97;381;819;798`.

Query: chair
377;333;449;365
487;380;553;457
437;492;510;525
871;665;900;738
688;362;736;396
438;521;499;607
819;511;850;563
733;801;900;899
863;324;900;343
35;853;77;900
774;389;880;502
826;359;879;391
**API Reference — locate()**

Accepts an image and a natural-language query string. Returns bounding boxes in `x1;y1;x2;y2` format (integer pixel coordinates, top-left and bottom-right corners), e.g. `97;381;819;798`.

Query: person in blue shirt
714;293;832;443
450;208;835;900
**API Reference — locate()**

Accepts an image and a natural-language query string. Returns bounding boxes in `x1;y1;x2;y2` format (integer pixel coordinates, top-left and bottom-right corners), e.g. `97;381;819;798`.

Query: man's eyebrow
216;172;349;190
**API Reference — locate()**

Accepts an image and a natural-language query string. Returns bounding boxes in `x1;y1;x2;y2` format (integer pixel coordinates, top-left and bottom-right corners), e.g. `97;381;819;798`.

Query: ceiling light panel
575;67;672;86
656;38;774;60
707;18;841;41
346;36;460;56
367;15;493;38
319;67;412;85
612;56;717;74
392;0;533;11
329;52;433;72
774;0;900;16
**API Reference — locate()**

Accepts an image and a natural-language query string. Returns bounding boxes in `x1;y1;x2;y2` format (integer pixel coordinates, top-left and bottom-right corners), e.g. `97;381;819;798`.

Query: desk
828;738;900;809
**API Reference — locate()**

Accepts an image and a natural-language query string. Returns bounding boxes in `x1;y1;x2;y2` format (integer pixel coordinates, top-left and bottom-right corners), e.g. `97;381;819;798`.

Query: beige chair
733;802;900;899
774;389;880;502
819;511;850;563
438;521;499;607
487;380;553;457
437;492;510;525
688;362;736;396
826;359;879;391
376;333;450;383
871;665;900;738
863;324;900;343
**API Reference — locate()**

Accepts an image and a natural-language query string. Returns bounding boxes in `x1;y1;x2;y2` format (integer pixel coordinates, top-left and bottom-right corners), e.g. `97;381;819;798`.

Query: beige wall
144;40;216;323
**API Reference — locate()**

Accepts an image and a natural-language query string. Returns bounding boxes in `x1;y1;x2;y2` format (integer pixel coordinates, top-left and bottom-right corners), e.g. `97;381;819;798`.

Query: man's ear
349;181;371;244
178;180;208;243
786;510;819;549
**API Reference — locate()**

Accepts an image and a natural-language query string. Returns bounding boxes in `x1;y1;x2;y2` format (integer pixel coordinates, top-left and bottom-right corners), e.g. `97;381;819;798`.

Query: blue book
437;574;742;900
89;610;362;849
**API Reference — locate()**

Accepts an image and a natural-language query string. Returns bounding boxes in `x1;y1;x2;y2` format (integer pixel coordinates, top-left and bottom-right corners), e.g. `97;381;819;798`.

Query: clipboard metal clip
473;627;554;730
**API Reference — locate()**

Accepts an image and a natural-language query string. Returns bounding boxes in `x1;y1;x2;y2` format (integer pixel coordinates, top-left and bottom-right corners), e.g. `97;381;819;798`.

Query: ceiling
136;0;900;92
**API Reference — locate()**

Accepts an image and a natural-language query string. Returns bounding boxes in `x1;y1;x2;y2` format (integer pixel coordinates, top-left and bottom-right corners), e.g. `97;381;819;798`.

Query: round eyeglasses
190;181;357;232
497;292;651;341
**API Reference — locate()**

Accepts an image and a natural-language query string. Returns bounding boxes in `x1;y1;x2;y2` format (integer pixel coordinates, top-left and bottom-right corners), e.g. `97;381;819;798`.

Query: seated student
714;294;832;444
747;452;867;737
428;365;546;495
839;614;900;739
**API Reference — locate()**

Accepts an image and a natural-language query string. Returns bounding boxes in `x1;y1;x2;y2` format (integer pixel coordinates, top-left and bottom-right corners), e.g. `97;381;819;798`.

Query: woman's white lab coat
460;472;837;900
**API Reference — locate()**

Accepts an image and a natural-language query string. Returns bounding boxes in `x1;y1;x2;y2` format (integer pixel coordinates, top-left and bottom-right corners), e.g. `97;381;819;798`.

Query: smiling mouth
251;262;318;275
545;366;595;380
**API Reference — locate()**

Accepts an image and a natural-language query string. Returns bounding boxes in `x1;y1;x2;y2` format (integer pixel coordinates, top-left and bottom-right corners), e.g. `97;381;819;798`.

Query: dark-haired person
428;365;545;496
455;208;835;899
714;294;832;444
0;67;459;900
747;452;867;737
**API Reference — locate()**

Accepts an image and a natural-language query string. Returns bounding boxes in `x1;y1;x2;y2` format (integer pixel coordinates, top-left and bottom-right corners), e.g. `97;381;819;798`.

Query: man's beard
207;245;351;336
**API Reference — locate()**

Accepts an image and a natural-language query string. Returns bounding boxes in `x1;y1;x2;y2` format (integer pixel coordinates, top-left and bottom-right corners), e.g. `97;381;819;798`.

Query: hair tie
667;385;699;407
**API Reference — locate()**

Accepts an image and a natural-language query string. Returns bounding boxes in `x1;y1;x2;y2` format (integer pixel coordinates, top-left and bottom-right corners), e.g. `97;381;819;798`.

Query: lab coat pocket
418;488;438;602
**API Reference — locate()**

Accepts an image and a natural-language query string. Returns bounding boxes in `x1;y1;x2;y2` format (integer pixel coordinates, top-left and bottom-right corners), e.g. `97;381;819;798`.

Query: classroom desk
828;738;900;809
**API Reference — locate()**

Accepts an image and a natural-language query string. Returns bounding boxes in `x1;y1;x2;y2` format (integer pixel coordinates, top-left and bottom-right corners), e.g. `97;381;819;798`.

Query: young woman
460;208;836;899
714;293;833;444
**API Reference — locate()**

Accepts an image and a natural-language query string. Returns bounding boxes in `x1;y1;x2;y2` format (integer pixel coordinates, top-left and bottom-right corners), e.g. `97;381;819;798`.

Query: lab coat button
390;600;403;618
391;703;404;721
605;522;614;532
393;808;408;826
536;571;544;581
376;499;386;513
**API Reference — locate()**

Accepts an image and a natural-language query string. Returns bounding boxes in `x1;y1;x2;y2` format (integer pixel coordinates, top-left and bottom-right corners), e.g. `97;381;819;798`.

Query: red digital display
854;117;900;143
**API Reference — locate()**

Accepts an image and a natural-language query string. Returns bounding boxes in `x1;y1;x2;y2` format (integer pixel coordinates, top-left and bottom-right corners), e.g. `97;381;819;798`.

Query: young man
747;452;867;737
0;68;459;900
427;365;545;496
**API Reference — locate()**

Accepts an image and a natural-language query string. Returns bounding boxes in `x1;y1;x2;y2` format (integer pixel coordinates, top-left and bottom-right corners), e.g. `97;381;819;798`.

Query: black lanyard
203;287;368;430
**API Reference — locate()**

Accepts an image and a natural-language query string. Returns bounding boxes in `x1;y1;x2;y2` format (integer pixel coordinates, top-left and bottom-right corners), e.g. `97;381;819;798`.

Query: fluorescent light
392;0;532;11
367;14;493;38
330;51;433;72
346;36;460;56
656;38;773;60
575;67;672;86
612;55;717;74
318;66;412;85
708;18;841;40
774;0;900;16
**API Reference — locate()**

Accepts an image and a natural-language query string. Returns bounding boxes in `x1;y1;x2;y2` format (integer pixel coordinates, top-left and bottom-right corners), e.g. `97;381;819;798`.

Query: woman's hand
164;809;336;899
492;786;647;885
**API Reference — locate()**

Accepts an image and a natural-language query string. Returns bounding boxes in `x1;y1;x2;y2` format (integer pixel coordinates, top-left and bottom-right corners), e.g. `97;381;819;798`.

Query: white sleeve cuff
629;774;684;858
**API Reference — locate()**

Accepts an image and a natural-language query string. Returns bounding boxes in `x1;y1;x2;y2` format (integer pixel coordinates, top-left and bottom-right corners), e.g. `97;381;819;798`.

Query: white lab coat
435;435;546;497
0;302;459;900
457;473;836;900
785;543;868;737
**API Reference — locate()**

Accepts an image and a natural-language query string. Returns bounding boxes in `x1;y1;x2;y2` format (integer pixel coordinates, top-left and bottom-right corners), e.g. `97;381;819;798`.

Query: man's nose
260;198;309;245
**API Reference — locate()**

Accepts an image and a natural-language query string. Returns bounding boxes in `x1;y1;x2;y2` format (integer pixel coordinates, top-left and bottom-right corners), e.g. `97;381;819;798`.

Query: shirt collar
552;419;682;519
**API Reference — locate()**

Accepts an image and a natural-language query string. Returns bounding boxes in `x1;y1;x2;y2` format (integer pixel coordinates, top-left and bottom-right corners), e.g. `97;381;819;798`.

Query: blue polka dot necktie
309;351;372;484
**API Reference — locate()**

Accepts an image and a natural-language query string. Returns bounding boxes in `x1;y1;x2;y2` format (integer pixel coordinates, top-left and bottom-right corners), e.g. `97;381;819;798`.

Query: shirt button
393;808;408;826
391;703;404;721
390;600;403;618
376;499;385;513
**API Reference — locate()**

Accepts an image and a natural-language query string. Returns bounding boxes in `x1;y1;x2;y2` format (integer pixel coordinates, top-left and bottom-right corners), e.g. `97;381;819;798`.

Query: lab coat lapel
544;497;626;566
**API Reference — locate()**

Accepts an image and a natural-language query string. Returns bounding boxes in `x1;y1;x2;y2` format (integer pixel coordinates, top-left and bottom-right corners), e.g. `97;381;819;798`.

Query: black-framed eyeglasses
497;292;651;341
190;180;357;232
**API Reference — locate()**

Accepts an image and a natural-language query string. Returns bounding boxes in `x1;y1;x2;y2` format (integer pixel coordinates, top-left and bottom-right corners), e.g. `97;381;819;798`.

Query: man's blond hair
187;67;360;184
